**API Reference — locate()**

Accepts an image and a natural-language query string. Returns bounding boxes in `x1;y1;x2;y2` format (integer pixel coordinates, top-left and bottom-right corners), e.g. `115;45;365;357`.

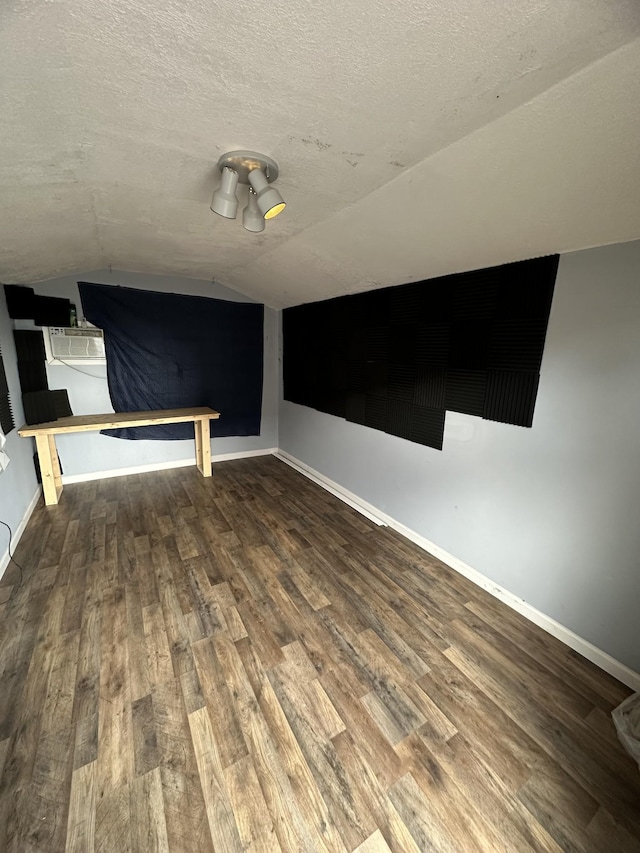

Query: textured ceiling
1;1;640;307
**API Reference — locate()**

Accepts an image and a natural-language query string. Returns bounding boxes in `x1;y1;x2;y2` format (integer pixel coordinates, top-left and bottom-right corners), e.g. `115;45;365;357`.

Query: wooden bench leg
48;434;63;501
195;418;212;477
36;434;62;506
194;418;203;472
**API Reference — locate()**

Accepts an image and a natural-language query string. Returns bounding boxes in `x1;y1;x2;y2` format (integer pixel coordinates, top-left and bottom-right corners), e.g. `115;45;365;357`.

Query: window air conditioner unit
44;326;106;365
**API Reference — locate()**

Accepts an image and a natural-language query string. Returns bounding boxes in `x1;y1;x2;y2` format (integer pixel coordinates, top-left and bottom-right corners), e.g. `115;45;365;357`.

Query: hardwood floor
1;455;639;852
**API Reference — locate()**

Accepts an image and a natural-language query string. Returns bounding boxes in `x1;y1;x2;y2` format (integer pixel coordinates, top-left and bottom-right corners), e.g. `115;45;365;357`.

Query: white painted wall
29;269;278;477
279;239;640;674
0;288;39;573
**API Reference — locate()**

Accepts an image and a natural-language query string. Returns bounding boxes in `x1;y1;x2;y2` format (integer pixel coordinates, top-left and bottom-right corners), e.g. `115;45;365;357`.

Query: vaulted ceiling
1;1;640;308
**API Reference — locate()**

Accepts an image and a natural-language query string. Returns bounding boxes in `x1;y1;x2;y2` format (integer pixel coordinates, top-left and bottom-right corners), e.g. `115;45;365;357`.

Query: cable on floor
0;519;25;588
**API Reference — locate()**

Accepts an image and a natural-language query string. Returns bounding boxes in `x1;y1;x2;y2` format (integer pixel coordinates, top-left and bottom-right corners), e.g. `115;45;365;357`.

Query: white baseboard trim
275;449;640;692
0;486;42;580
275;451;386;526
62;447;279;485
210;447;279;463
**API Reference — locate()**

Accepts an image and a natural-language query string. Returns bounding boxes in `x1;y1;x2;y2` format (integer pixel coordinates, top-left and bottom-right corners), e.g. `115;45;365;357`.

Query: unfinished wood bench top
19;406;221;506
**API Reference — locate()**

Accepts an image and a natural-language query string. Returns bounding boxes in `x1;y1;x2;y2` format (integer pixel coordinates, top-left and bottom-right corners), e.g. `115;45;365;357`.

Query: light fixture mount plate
217;150;279;185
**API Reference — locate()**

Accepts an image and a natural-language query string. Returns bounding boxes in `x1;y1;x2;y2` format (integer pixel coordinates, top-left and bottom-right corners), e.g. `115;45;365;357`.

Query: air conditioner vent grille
47;327;106;362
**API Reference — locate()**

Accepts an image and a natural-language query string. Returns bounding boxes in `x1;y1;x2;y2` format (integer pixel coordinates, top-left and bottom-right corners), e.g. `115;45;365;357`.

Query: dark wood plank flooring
0;455;639;852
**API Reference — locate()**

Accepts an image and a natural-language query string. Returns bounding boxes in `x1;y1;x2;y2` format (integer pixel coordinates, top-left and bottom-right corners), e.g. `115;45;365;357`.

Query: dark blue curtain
79;282;263;440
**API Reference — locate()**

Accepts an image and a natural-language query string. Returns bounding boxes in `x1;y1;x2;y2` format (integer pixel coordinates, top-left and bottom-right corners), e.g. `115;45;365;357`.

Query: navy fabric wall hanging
79;282;263;440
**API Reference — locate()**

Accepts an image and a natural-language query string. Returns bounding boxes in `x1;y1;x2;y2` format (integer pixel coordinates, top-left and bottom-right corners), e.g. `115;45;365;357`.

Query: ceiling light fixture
210;150;286;229
242;187;265;233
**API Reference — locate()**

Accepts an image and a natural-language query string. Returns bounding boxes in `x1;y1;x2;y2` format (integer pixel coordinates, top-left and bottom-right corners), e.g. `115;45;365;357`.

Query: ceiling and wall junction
1;1;639;306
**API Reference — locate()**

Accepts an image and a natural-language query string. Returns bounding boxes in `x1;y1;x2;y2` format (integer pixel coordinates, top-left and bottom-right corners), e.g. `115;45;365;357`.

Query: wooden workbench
19;406;221;506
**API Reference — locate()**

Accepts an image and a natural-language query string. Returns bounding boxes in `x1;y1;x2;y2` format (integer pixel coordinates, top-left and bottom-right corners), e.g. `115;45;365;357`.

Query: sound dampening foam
410;406;446;450
22;389;72;425
4;285;36;319
32;295;72;327
13;330;48;394
483;370;539;427
283;255;558;450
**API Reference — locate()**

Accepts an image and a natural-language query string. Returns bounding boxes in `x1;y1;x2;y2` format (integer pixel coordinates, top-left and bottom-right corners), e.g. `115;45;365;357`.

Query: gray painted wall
0;288;39;569
25;269;278;477
279;239;640;673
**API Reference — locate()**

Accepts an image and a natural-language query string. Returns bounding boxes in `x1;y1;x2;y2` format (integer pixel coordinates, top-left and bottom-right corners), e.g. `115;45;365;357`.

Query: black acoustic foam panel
4;286;72;327
0;346;14;434
32;295;72;327
413;368;447;408
483;371;539;427
445;370;487;417
13;329;46;363
22;389;72;425
410;406;446;450
283;255;558;451
13;330;48;394
4;285;36;319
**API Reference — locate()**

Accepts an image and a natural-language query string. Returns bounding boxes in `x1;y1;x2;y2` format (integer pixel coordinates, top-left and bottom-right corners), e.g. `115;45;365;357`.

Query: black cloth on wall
79;282;264;440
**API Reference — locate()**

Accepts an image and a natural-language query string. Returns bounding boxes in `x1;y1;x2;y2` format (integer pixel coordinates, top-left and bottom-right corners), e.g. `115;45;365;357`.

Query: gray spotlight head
247;168;286;220
243;188;265;233
210;167;239;218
